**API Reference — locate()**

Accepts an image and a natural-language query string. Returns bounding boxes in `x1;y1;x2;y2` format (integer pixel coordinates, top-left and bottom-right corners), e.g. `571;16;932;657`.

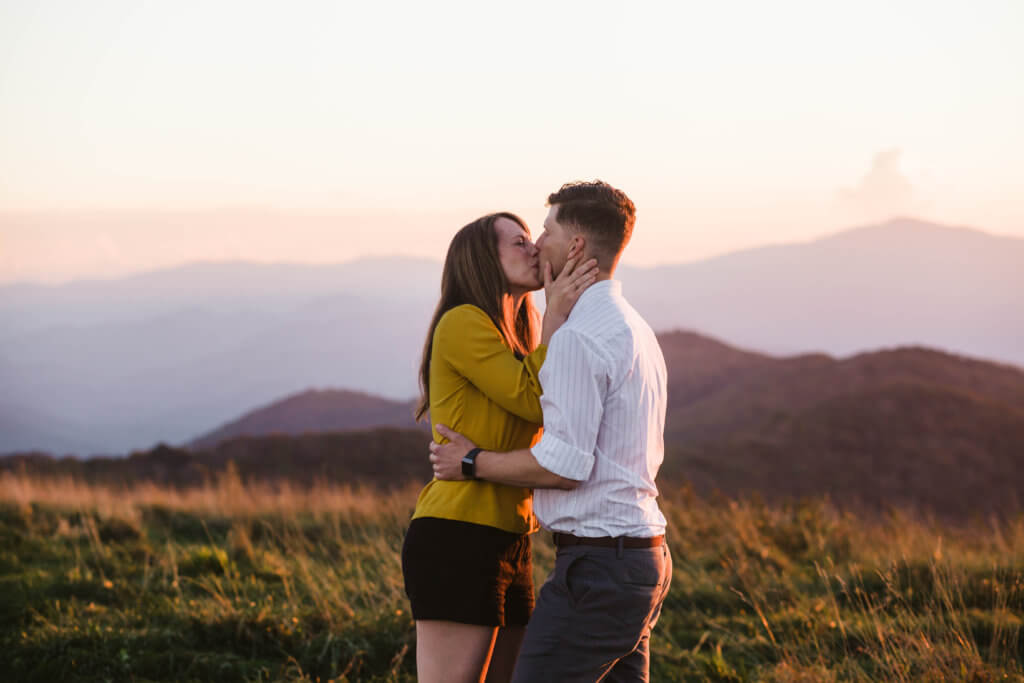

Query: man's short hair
547;180;636;264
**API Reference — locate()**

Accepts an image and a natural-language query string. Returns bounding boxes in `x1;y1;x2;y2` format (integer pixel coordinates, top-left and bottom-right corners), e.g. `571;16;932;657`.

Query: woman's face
495;217;541;295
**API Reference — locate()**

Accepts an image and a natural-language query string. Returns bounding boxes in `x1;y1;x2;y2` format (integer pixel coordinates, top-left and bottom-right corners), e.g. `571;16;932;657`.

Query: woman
401;212;597;683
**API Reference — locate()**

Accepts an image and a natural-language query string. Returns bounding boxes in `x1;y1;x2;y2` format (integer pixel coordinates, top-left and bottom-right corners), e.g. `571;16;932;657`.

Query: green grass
1;470;1022;682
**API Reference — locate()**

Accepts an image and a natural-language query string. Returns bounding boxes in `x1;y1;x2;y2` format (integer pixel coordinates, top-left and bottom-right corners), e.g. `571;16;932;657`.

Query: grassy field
1;467;1022;682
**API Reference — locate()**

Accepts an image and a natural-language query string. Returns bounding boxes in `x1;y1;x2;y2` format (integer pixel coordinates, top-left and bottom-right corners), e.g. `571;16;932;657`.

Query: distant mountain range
1;217;1021;454
188;389;422;450
6;334;1023;519
622;218;1024;363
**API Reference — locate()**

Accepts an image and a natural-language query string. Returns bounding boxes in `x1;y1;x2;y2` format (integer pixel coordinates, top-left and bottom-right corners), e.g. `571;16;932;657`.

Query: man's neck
581;251;616;282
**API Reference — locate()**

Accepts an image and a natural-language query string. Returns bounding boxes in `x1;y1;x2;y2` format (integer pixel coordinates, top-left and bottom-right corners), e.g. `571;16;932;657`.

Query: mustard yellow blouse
411;304;546;534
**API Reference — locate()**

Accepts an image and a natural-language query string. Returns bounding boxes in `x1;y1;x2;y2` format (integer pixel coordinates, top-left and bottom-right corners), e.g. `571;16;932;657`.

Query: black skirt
402;517;534;627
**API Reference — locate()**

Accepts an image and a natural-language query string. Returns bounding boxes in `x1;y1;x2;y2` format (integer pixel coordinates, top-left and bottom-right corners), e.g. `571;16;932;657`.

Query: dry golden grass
0;464;420;521
2;472;1022;681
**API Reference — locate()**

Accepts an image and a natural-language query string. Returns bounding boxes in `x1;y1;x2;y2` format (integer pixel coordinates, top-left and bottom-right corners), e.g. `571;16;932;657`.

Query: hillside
656;333;1024;517
1;427;432;491
659;331;1024;444
189;388;423;449
5;336;1024;519
664;381;1024;518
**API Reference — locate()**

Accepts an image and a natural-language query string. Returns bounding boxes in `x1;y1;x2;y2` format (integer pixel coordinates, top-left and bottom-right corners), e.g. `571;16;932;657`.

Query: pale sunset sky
1;0;1022;283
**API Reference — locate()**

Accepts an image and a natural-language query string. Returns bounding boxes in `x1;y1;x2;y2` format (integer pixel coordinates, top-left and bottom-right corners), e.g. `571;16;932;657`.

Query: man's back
532;279;668;538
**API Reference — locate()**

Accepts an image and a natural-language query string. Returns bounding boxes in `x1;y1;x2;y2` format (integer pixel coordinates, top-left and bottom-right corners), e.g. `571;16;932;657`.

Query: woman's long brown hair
415;212;539;421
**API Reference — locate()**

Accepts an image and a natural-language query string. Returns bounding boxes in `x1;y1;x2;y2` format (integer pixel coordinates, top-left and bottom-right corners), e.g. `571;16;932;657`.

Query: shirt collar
572;279;621;315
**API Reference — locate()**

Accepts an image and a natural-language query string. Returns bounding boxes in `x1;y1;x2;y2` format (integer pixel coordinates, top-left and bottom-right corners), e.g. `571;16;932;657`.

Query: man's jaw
540;254;561;279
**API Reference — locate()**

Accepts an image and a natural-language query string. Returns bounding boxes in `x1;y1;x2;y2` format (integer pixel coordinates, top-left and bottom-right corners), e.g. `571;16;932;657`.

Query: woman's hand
541;256;599;346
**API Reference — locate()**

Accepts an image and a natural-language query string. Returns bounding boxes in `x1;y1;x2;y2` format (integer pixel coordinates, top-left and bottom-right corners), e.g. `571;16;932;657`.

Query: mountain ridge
2;217;1021;453
4;331;1023;519
189;388;422;450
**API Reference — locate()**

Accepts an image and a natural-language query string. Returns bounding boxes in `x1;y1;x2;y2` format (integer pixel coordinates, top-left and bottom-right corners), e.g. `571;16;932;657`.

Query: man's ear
567;234;585;258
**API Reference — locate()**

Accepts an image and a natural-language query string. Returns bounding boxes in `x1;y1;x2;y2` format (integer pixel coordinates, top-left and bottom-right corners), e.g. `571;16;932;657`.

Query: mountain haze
0;258;439;453
623;218;1023;362
0;258;442;340
1;218;1020;454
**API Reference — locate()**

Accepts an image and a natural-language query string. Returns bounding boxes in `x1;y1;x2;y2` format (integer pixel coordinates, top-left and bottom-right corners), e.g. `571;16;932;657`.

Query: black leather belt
552;532;665;549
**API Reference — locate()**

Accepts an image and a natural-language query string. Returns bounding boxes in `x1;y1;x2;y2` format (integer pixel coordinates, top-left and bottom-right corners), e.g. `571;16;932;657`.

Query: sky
1;0;1022;283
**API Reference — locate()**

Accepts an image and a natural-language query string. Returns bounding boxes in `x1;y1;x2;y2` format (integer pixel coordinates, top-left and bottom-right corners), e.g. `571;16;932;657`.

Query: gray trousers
511;542;672;683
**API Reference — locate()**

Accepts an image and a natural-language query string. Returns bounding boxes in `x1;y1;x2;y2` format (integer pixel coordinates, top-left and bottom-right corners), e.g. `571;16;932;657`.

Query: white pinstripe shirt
532;279;668;538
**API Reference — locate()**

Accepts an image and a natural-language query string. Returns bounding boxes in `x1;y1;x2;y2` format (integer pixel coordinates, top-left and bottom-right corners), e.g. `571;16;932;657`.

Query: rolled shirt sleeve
531;328;607;482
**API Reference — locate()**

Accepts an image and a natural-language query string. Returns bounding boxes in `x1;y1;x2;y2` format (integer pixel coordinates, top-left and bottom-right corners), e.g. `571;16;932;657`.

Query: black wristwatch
462;448;483;479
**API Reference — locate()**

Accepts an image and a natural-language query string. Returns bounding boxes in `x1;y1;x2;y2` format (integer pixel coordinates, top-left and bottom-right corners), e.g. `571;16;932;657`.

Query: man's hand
428;424;478;481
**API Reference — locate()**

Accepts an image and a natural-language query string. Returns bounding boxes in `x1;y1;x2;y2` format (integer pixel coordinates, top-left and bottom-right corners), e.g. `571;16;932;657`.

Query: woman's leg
416;619;498;683
485;625;526;683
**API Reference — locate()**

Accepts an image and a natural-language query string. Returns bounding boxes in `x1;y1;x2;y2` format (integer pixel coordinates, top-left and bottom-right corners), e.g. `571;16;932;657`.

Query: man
429;180;671;682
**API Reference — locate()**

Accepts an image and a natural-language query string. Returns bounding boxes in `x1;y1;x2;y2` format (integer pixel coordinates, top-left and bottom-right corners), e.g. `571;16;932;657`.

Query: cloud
839;148;918;219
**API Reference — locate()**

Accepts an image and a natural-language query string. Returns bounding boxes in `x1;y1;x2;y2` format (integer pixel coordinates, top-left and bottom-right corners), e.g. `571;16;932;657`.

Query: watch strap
461;447;483;479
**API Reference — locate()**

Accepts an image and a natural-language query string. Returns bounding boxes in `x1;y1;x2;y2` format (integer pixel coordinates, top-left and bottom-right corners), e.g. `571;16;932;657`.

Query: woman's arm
434;260;597;423
435;306;549;422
